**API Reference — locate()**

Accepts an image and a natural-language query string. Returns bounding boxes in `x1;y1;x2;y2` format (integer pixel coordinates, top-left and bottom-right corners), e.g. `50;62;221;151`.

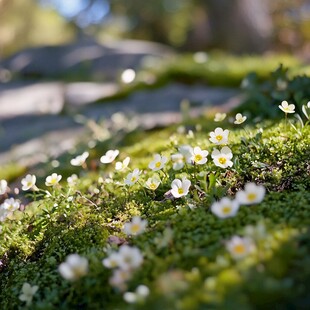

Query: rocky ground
0;40;241;169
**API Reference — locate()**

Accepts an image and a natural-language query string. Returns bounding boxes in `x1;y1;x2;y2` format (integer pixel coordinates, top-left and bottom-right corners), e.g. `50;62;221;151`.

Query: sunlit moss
0;117;309;309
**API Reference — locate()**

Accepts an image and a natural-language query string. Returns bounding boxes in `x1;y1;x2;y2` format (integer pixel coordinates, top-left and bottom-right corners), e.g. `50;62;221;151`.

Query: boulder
0;39;174;81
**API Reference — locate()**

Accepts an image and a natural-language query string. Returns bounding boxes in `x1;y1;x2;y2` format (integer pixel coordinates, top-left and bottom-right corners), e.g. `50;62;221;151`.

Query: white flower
302;103;309;119
178;145;193;163
123;292;137;303
100;150;119;164
214;113;227;122
279;100;295;114
124;285;150;303
148;154;168;171
123;216;147;236
226;236;255;259
211;197;239;219
186;130;194;139
235;182;266;205
109;269;131;290
19;282;38;306
45;173;62;187
70;151;89;166
21;174;36;191
67;174;78;186
308;101;310;108
145;175;161;190
124;169;141;186
117;245;143;271
244;221;267;240
58;254;88;281
115;156;130;171
0;179;8;195
171;177;191;198
211;146;233;168
171;145;194;170
0;208;8;222
2;198;20;212
171;153;185;170
190;146;209;164
102;252;121;269
136;284;150;297
209;127;229;145
234;113;247;124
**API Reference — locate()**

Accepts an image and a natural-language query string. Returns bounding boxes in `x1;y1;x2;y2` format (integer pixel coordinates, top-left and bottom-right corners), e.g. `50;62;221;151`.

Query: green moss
0;113;309;309
0;163;27;182
95;53;302;103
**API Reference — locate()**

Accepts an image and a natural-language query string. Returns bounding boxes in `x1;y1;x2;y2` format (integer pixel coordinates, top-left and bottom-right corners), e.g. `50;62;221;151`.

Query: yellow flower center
149;183;157;190
131;223;141;233
218;157;227;165
27;181;33;187
194;154;202;162
216;135;223;141
50;178;57;184
222;206;232;214
131;177;137;183
247;193;257;201
155;162;161;168
178;188;184;195
109;260;118;268
233;244;246;254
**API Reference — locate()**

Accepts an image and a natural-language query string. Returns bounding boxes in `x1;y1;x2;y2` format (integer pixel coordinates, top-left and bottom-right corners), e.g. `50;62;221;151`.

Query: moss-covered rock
0;109;309;309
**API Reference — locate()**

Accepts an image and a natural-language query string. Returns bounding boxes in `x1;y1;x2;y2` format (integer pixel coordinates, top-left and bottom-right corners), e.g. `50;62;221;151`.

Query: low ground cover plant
0;94;310;309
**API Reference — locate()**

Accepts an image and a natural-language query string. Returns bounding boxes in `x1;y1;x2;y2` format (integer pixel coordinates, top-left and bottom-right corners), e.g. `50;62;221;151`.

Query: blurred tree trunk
187;0;273;53
206;0;273;53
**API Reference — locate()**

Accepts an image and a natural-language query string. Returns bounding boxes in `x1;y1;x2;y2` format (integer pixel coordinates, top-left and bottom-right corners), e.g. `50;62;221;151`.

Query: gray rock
0;39;174;81
0;82;64;119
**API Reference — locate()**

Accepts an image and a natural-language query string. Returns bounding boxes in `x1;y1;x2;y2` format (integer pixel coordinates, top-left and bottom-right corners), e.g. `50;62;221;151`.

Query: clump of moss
95;53;302;103
0;110;309;309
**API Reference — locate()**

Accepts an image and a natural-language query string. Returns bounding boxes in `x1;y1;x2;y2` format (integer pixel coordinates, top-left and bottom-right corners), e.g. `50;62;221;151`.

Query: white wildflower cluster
59;254;89;281
67;174;79;187
277;100;310;133
210;182;265;260
19;283;39;306
103;245;144;290
70;151;89;167
101;216;147;291
123;216;148;236
0;197;21;222
0;179;8;195
211;182;265;219
225;221;267;260
6;99;304;307
123;285;150;304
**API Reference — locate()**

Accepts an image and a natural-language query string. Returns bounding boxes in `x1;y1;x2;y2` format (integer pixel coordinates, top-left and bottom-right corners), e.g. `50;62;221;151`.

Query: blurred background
1;0;310;58
1;0;310;180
